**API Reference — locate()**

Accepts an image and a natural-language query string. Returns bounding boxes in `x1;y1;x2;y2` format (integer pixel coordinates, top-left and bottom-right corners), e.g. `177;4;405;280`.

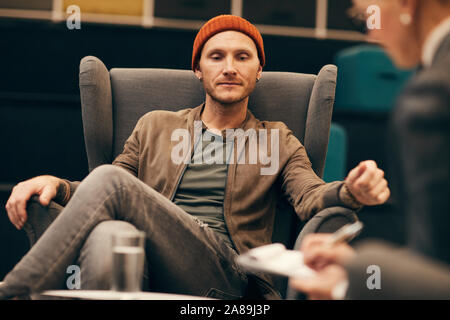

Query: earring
198;77;203;82
400;13;412;26
256;78;260;82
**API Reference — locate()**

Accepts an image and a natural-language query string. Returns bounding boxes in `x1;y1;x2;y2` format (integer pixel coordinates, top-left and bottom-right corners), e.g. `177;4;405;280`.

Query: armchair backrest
79;56;337;248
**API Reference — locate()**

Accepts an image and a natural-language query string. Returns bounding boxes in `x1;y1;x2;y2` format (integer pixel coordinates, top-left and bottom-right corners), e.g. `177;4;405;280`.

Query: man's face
195;30;263;105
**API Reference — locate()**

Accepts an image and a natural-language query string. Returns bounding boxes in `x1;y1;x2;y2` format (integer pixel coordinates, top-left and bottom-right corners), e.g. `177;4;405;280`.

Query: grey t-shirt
172;127;235;249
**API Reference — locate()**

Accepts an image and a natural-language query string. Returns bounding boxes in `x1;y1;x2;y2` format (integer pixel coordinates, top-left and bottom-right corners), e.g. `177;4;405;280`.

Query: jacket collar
189;102;259;132
422;17;450;67
432;33;450;67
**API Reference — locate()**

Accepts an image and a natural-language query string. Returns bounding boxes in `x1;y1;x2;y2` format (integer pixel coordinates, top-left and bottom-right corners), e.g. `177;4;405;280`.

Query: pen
325;221;364;247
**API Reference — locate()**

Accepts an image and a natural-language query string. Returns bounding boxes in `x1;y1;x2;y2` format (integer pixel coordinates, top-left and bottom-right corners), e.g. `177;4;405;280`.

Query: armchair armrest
24;196;64;247
294;206;359;250
285;206;358;300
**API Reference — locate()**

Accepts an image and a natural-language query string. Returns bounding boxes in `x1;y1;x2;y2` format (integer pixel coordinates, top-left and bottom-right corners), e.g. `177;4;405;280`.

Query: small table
38;290;214;300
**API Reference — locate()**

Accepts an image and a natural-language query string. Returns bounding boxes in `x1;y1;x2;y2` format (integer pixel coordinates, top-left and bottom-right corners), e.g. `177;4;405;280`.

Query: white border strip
257;24;317;38
153;17;204;30
78;12;143;26
142;0;154;27
0;8;367;42
231;0;243;17
0;9;52;20
315;0;328;38
52;0;63;21
326;29;367;42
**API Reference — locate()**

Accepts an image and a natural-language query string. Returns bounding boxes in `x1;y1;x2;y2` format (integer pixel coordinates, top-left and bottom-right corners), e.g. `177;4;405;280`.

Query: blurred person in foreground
290;0;450;299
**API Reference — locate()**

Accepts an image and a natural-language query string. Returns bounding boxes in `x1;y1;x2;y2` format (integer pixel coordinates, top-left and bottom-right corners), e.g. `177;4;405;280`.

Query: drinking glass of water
111;231;146;293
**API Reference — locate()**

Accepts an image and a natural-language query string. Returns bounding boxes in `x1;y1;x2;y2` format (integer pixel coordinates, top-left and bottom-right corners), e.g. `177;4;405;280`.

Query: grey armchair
24;56;358;299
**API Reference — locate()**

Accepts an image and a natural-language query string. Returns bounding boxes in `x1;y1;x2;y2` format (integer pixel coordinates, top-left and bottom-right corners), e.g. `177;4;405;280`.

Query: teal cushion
323;123;347;182
334;45;414;111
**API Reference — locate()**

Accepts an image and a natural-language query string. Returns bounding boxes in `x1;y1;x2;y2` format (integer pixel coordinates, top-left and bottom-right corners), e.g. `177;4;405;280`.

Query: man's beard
204;83;255;106
209;91;248;105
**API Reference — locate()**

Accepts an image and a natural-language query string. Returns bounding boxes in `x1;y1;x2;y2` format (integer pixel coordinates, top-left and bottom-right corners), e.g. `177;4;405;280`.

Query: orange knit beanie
191;15;265;70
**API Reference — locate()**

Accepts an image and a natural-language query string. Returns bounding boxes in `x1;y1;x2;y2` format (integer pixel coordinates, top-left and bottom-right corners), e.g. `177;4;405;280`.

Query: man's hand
345;160;390;206
290;264;348;300
289;233;356;300
300;234;356;270
5;175;61;230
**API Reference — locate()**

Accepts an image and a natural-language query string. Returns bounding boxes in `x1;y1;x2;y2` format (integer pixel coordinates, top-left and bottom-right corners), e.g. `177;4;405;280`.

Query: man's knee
81;164;133;191
90;164;129;181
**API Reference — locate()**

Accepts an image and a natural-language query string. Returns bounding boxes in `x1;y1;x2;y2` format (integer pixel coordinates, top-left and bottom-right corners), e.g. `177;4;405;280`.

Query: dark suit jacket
345;241;450;299
393;33;450;264
345;33;450;299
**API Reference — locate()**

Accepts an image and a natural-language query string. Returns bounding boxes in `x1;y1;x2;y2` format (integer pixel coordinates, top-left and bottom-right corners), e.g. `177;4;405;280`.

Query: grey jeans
1;165;249;299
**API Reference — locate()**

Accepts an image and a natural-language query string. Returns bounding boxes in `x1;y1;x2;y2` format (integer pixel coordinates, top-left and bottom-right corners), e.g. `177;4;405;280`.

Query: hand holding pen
300;222;363;271
290;222;364;299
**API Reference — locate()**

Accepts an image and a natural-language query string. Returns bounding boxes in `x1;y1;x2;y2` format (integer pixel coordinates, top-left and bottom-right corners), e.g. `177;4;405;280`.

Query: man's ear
194;65;203;80
256;65;263;80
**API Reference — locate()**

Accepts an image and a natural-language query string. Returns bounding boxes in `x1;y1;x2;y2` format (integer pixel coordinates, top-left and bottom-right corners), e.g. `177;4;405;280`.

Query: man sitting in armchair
2;15;389;300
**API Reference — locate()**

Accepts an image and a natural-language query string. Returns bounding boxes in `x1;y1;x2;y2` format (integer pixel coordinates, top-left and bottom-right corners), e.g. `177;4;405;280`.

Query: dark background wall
0;11;401;280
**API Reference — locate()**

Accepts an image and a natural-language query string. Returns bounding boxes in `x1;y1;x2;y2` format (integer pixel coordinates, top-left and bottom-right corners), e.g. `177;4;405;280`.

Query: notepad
235;243;316;278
